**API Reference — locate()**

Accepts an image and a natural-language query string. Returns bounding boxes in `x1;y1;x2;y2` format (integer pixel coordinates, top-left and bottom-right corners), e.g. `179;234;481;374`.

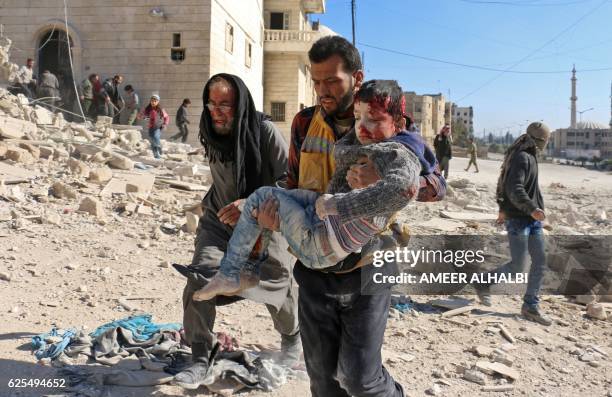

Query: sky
313;0;612;136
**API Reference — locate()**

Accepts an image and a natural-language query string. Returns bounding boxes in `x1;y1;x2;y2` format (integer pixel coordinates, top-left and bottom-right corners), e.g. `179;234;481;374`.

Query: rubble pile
0;87;211;236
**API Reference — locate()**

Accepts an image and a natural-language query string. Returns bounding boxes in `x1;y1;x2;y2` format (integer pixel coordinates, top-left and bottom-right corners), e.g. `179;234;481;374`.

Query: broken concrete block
463;369;487;385
125;183;143;193
71;125;95;141
68;158;91;177
448;178;471;189
78;196;105;218
17;142;40;159
32;106;54;125
53;148;69;160
38;146;54;159
185;212;199;234
586;303;608;320
174;164;198;177
107;152;134;170
6;147;34;164
88;167;113;183
471;345;494;357
122;130;142;144
0;141;7;158
51;181;78;200
0;115;37;139
475;361;519;380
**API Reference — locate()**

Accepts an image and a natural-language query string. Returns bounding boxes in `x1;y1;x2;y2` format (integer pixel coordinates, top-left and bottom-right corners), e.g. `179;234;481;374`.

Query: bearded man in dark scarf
477;122;553;326
173;74;300;390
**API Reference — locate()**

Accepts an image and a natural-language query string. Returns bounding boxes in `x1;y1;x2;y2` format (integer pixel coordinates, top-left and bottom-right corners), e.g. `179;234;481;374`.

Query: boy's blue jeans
486;217;546;309
148;127;162;159
220;186;342;280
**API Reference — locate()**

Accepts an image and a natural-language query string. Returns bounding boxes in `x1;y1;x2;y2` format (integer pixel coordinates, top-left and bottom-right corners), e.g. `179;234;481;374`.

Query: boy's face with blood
354;100;397;144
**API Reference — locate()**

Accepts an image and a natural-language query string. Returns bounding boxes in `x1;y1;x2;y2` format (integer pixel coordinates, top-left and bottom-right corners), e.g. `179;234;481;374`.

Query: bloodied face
311;54;363;117
207;80;236;136
354;100;397;145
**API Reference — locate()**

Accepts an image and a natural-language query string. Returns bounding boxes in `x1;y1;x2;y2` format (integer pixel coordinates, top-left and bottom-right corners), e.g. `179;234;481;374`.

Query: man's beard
213;118;234;136
322;81;354;117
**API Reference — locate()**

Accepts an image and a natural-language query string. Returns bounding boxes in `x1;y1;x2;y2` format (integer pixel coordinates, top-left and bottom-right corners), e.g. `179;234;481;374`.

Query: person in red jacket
139;94;169;159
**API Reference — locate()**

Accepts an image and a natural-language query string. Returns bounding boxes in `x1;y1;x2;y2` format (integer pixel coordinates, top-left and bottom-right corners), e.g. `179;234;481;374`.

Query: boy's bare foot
193;272;260;301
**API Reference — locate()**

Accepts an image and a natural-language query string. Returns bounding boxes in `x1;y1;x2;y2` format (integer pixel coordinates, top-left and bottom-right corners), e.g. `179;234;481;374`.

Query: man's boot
174;343;212;390
521;304;552;326
173;360;209;390
475;284;492;307
279;332;302;367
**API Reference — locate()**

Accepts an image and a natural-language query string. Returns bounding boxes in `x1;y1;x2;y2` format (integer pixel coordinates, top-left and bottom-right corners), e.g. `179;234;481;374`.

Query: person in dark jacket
102;75;124;123
172;74;299;390
477;122;552;326
169;98;191;142
433;124;452;179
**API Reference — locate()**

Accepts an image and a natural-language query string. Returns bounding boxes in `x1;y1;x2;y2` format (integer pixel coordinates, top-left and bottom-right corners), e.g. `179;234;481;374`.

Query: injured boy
193;79;422;301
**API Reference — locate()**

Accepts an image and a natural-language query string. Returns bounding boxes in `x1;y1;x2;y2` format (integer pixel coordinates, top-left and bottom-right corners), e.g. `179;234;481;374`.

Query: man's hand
315;194;338;219
346;157;380;189
256;197;280;231
531;208;546;221
217;199;244;226
496;211;506;225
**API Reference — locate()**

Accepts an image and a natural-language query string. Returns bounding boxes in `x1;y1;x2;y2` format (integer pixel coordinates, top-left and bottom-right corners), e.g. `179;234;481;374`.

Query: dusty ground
1;155;611;397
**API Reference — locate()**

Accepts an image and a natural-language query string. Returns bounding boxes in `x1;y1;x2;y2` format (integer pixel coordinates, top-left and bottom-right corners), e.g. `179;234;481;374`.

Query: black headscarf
199;73;265;199
496;133;537;205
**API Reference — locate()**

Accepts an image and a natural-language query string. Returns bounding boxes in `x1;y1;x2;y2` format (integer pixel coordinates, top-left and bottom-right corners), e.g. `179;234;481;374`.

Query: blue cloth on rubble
89;314;181;342
31;327;77;360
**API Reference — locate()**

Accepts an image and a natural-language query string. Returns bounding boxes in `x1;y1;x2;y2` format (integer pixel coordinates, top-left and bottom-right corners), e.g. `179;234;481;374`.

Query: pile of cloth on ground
31;314;302;395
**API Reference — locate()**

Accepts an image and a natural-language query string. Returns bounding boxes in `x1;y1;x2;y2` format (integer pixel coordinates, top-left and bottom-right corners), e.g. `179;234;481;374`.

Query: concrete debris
463;369;487;385
5;147;34;164
88;167;113;183
586;302;608;320
0;115;37;139
68;158;91;177
51;181;78;200
448;178;472;189
440;211;497;222
78;196;105;218
475;361;519;380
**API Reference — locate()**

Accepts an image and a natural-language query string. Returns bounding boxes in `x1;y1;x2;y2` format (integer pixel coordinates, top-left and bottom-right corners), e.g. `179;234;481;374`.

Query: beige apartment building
404;91;447;143
0;0;329;141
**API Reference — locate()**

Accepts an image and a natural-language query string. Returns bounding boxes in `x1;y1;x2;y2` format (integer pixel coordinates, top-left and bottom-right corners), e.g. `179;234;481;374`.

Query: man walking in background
434;124;452;179
170;98;191;143
465;136;479;172
123;84;140;125
477;122;552;326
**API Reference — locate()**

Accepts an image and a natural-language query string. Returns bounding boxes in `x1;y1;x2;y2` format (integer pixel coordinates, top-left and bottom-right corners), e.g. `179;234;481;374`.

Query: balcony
302;0;325;14
264;29;322;54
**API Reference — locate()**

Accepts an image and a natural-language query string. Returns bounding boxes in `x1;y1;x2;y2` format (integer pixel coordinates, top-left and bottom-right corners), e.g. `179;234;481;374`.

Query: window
245;40;252;67
172;33;181;47
171;48;186;61
271;102;285;122
270;12;289;30
225;23;234;53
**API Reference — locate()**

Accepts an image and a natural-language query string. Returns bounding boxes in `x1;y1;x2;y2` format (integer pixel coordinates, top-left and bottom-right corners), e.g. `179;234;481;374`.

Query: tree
450;119;468;146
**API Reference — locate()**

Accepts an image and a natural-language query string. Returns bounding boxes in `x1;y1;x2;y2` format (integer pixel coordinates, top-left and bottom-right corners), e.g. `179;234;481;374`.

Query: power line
357;42;612;74
454;0;609;102
458;0;594;6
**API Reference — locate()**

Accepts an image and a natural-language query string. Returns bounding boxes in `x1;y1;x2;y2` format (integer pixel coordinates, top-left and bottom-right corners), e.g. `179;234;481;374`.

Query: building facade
550;122;612;159
404;91;437;142
453;106;474;134
0;0;328;142
550;68;612;160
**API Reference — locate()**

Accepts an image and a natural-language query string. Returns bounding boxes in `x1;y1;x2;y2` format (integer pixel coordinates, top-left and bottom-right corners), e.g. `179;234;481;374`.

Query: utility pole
351;0;356;46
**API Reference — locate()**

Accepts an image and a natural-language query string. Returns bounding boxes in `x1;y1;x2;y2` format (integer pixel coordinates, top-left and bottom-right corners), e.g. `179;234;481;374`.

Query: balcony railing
264;29;320;43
